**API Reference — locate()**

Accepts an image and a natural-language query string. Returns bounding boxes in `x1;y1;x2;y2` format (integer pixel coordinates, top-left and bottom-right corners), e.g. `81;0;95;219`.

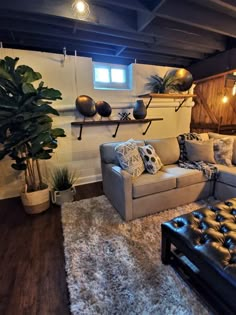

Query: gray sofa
100;133;236;221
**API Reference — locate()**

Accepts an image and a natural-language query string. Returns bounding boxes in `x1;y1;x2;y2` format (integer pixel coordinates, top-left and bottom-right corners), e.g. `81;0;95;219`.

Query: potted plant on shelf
145;69;193;93
50;166;77;206
0;56;66;214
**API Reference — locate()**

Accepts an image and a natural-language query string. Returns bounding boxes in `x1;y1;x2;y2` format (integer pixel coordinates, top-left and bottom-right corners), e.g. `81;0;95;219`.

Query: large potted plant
0;56;66;214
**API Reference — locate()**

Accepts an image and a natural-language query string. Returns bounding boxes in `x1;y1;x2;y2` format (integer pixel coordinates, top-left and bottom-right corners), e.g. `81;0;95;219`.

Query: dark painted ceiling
0;0;236;68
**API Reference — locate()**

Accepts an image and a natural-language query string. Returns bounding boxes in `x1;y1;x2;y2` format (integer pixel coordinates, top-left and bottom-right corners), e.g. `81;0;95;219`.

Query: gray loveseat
100;133;236;221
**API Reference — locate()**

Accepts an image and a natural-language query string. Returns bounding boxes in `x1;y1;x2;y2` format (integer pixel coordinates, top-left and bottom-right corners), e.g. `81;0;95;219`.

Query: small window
93;62;131;90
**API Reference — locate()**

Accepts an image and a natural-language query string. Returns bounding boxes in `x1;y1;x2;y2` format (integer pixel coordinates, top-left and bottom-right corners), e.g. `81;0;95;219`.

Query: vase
133;100;147;119
51;186;76;206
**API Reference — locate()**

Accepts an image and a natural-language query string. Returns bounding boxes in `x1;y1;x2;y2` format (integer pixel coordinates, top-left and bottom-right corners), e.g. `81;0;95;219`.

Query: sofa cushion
199;133;209;141
213;137;234;166
115;139;145;177
161;164;207;188
100;140;145;165
216;164;236;187
145;137;180;165
138;144;163;174
209;132;236;165
185;139;215;163
132;171;176;198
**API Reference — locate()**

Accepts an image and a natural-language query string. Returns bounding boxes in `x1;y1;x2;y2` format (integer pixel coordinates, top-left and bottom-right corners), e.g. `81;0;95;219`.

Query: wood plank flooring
0;182;103;315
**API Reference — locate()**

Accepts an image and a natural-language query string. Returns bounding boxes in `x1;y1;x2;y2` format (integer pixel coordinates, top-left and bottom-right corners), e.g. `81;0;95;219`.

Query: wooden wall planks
191;74;236;134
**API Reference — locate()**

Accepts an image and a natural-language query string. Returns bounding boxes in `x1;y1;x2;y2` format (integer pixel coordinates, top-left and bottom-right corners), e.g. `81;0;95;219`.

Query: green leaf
0;149;7;159
35;104;59;116
51;128;66;138
22;82;36;94
35;151;52;159
11;163;27;170
16;65;42;83
40;88;62;100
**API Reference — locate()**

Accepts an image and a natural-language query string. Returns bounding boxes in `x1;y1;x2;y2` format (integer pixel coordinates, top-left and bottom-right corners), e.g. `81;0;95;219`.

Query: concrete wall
0;48;193;199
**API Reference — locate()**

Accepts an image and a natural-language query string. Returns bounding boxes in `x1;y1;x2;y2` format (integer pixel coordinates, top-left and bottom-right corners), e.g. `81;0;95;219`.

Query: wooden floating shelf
138;93;196;98
71;118;163;140
137;93;196;112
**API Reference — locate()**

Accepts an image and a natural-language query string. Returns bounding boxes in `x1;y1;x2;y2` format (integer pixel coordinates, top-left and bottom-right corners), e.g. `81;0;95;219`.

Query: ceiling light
72;0;90;20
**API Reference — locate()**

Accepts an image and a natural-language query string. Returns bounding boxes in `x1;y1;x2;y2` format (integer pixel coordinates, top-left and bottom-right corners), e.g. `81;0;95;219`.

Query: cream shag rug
61;195;210;315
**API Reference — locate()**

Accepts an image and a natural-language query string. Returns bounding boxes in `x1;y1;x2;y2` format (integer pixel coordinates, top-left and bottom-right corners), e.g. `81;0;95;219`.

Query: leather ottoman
161;198;236;315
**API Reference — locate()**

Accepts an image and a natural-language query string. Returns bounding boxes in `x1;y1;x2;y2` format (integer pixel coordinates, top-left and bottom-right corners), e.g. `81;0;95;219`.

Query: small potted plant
50;167;77;206
0;56;66;214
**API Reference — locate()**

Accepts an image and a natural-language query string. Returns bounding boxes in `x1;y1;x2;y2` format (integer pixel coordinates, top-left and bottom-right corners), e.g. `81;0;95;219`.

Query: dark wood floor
0;182;103;315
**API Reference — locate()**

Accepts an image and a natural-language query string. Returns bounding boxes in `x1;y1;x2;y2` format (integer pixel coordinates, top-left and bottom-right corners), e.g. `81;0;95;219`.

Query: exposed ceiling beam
0;19;205;59
137;0;167;31
0;1;137;32
156;0;236;37
189;0;236;16
144;18;225;51
89;0;150;12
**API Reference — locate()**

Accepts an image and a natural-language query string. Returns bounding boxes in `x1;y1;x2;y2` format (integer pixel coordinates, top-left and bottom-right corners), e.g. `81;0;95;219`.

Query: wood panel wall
191;73;236;134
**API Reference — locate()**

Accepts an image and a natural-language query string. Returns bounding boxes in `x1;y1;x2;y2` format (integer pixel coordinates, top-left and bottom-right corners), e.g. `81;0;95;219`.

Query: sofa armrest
101;163;133;221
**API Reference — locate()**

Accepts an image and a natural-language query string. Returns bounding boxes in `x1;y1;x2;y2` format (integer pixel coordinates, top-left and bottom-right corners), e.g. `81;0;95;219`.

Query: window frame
93;62;130;90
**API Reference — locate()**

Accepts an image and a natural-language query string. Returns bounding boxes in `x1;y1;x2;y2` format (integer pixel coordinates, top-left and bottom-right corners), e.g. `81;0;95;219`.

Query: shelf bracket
112;122;120;138
145;96;153;109
142;121;152;135
175;98;186;112
77;124;83;140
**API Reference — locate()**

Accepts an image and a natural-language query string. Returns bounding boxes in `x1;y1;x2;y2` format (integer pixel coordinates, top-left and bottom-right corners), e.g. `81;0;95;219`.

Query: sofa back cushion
100;140;145;164
208;132;236;165
145;137;180;165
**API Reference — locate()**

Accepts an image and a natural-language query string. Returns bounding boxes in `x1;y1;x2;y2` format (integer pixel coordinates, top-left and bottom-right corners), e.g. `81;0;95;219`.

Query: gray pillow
213;137;234;166
185;139;215;163
115;139;145;177
138;144;163;174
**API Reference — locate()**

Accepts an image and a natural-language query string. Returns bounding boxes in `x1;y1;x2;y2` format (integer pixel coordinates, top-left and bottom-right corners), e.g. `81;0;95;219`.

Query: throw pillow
185;139;215;164
115;139;145;177
138;144;163;174
213;137;234;166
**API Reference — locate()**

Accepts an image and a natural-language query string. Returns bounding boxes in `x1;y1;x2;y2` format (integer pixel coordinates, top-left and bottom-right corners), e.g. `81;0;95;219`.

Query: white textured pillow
138;144;163;174
115;139;145;177
213;137;234;166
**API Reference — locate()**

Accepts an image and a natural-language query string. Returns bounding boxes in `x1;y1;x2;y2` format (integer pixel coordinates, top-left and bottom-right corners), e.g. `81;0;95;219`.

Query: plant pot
21;186;50;214
51;186;76;206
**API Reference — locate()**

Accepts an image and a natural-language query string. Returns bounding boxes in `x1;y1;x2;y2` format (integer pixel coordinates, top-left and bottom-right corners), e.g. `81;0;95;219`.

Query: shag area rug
61;195;211;315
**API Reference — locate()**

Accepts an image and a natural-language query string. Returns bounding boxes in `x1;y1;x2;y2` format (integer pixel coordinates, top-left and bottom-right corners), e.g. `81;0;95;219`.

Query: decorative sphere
174;69;193;91
167;68;193;92
75;95;97;117
95;101;112;117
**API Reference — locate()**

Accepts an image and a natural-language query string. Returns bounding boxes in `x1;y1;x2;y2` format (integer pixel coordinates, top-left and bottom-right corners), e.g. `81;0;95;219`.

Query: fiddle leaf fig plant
0;56;66;192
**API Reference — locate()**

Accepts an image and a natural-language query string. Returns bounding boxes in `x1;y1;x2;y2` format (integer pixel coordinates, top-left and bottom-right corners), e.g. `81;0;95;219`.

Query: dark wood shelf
138;93;196;98
137;93;196;112
71;118;163;140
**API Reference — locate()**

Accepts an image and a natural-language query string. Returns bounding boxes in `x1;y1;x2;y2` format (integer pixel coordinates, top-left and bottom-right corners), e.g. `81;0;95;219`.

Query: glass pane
111;69;125;83
95;67;110;83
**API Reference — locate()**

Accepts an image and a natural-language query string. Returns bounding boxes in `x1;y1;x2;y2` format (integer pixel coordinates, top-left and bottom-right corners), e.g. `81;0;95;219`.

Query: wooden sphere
75;95;97;117
95;101;112;117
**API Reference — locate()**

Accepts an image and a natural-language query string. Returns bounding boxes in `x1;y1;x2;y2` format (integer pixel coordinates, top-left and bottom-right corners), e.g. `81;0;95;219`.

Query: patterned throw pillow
213;137;234;166
138;144;163;174
115;139;145;177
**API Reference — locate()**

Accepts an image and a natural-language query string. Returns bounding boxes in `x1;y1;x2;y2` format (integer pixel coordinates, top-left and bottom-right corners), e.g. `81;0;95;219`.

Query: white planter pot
21;186;50;214
51;187;76;206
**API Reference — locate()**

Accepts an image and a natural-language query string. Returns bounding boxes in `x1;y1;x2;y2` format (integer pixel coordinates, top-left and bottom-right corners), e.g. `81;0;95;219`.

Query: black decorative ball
95;101;112;117
75;95;97;117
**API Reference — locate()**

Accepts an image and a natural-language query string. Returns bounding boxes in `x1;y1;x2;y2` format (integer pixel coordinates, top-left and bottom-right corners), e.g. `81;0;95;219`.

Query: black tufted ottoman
161;198;236;315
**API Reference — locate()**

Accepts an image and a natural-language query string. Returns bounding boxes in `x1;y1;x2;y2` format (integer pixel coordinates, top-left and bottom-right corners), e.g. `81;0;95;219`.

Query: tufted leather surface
162;198;236;308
